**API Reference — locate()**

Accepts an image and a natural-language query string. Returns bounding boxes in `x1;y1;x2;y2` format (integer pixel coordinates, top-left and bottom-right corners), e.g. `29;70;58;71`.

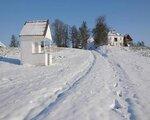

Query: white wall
108;35;124;46
20;24;52;66
20;36;49;66
45;26;52;40
27;53;48;66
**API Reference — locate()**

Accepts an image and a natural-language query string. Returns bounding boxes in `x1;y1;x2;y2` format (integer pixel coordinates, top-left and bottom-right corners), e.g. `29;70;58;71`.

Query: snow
0;42;6;48
110;99;122;110
20;20;48;36
0;46;150;120
0;48;94;120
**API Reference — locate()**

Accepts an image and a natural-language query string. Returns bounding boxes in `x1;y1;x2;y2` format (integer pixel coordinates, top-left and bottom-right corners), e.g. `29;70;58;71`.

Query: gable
20;20;49;37
45;25;52;40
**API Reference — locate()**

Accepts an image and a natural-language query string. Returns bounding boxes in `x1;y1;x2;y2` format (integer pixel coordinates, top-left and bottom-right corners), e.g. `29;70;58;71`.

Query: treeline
52;16;109;49
52;19;90;49
10;16;109;48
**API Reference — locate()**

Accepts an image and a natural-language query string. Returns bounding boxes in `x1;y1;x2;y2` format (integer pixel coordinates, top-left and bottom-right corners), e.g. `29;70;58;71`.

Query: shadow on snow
0;56;21;65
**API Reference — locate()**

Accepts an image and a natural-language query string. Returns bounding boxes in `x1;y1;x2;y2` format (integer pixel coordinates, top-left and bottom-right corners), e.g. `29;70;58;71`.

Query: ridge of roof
24;19;48;25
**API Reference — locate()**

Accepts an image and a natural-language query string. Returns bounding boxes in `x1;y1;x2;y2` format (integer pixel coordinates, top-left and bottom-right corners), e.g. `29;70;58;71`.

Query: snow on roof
0;41;6;47
108;29;123;37
20;20;49;36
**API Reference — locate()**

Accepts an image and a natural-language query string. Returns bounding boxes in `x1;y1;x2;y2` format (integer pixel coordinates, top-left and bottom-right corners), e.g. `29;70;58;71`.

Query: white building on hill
19;20;52;66
108;30;124;46
87;37;94;49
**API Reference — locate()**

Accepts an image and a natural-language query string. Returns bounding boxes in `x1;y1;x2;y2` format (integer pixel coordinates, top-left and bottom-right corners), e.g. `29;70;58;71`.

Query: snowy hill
0;41;6;48
0;47;150;120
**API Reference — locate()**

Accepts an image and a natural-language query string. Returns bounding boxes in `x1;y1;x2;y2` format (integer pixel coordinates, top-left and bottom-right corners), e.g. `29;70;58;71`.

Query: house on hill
107;29;124;46
123;34;133;46
19;20;52;66
87;37;95;49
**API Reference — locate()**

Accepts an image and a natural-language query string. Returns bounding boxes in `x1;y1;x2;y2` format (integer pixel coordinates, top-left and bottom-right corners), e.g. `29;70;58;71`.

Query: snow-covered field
0;46;150;120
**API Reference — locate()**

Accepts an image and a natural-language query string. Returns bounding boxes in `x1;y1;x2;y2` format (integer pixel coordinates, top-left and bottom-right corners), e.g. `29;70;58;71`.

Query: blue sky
0;0;150;46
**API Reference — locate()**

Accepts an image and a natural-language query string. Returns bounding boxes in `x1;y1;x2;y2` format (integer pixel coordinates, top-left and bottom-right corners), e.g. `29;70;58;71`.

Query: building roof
124;34;133;41
20;20;49;36
108;30;123;37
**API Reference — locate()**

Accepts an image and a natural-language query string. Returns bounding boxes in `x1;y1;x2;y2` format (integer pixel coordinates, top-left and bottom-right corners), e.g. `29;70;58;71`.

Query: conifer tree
52;19;70;47
52;19;64;47
79;21;90;49
62;24;69;47
71;26;80;48
93;16;109;47
10;35;19;47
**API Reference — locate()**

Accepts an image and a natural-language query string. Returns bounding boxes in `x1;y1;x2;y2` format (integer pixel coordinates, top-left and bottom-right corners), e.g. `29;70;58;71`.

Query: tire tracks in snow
24;51;96;120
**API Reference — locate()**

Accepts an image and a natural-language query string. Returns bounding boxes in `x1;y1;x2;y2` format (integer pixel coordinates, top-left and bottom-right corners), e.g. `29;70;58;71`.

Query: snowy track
105;47;150;120
0;47;150;120
0;48;94;120
96;47;136;119
28;51;96;120
37;50;120;120
35;47;150;120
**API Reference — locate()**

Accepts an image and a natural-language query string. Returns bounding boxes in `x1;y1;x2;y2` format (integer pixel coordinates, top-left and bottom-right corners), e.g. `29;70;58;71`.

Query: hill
0;46;150;120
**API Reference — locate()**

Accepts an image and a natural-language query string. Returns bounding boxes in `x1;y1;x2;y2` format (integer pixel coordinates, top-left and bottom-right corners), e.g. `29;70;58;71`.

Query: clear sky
0;0;150;46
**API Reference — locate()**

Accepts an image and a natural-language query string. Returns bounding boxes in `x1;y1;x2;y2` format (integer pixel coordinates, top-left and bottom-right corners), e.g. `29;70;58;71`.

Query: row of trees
52;19;91;49
10;16;110;48
52;16;109;49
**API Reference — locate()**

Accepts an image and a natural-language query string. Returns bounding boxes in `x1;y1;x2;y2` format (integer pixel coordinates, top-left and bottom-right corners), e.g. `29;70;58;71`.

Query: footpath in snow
0;46;150;120
32;46;150;120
